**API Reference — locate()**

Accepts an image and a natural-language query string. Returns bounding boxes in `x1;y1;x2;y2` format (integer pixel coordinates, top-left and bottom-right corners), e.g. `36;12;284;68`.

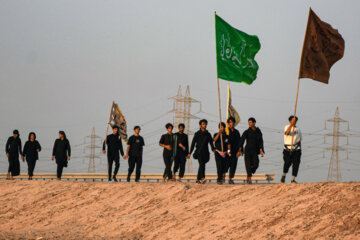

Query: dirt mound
0;181;359;239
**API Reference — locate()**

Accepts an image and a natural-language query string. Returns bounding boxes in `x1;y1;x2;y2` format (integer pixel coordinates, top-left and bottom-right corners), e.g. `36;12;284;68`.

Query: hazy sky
1;0;359;182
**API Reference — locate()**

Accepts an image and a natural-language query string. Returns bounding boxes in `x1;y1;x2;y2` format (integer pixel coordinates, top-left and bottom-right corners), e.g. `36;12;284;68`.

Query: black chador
23;132;41;179
239;119;264;183
126;130;145;182
52;131;71;180
103;127;124;182
5;129;23;178
189;120;215;183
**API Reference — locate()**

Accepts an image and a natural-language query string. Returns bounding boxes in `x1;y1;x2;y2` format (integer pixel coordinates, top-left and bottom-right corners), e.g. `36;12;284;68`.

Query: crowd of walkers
4;116;302;184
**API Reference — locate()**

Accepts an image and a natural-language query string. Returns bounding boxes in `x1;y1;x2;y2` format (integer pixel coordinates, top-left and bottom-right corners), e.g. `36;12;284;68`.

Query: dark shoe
127;177;130;182
247;177;252;184
113;176;118;182
281;176;286;183
291;180;297;183
217;181;223;185
196;180;201;184
201;178;207;184
135;179;139;182
229;179;234;184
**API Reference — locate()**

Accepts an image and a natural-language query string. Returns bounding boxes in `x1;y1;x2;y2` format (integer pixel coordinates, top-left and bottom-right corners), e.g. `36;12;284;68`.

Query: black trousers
163;155;173;180
8;156;20;176
108;157;120;180
173;154;186;178
197;154;209;181
244;152;259;178
128;156;142;180
26;158;37;177
228;155;238;179
283;150;301;177
57;162;65;179
215;152;227;182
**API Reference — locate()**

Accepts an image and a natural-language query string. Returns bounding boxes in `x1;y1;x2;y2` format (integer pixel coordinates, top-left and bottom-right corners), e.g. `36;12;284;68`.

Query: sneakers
201;178;207;184
281;176;286;183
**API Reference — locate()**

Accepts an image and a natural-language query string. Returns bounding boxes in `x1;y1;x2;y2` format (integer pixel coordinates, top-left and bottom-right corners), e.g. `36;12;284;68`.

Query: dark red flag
299;9;345;84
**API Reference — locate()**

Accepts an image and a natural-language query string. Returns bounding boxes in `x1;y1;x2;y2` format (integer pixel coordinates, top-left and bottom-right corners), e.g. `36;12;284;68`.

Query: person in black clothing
5;129;24;179
125;126;145;182
52;131;71;180
188;119;215;184
237;117;264;184
103;126;125;182
23;132;41;180
173;123;189;182
213;122;231;184
159;123;174;182
227;117;241;184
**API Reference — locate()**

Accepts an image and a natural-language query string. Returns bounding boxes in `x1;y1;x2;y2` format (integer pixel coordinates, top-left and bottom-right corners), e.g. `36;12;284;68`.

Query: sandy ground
0;181;359;240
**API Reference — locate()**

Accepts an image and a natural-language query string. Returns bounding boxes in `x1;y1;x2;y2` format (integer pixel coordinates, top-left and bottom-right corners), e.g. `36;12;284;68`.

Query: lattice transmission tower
169;85;201;173
324;107;349;182
84;127;102;173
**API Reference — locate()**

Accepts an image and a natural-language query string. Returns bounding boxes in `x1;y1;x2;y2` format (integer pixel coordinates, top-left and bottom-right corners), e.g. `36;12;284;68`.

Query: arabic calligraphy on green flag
215;14;261;84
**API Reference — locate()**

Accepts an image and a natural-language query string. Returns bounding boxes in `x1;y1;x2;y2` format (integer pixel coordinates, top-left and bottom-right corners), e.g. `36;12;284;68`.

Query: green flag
215;14;261;84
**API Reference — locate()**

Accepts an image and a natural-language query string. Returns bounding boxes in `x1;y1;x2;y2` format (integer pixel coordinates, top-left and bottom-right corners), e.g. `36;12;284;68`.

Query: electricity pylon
324;107;349;182
169;85;201;173
84;127;102;173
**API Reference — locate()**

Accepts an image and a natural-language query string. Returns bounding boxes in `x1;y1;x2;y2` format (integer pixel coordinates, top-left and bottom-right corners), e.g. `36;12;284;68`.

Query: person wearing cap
213;122;231;185
226;117;242;184
173;123;189;182
281;115;302;183
237;117;264;184
23;132;41;180
52;131;71;180
5;129;24;179
188;119;215;184
124;126;145;182
159;123;175;182
103;126;125;182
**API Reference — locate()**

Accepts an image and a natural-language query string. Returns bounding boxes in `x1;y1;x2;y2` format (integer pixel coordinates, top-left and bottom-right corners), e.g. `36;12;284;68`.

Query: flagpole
104;100;114;180
105;100;114;146
215;11;224;151
290;8;311;150
225;84;230;135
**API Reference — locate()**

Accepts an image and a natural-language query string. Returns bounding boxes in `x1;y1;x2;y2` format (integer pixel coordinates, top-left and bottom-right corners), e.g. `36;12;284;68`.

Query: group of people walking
157;115;302;184
5;130;70;180
4;115;302;184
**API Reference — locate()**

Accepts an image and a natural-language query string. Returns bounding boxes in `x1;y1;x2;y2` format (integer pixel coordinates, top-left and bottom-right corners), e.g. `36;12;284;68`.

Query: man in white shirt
281;116;302;183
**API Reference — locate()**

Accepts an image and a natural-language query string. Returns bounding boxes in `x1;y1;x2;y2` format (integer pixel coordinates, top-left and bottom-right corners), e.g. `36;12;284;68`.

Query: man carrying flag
284;8;345;182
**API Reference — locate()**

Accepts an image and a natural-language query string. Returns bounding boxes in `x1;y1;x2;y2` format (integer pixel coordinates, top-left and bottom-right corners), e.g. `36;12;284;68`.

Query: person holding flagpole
103;126;125;183
281;116;302;183
213;122;230;184
226;117;241;184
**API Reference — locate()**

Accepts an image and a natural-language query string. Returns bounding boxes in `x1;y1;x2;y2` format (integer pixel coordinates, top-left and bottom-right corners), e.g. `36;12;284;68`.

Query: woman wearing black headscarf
5;129;23;179
52;131;71;180
23;132;41;179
